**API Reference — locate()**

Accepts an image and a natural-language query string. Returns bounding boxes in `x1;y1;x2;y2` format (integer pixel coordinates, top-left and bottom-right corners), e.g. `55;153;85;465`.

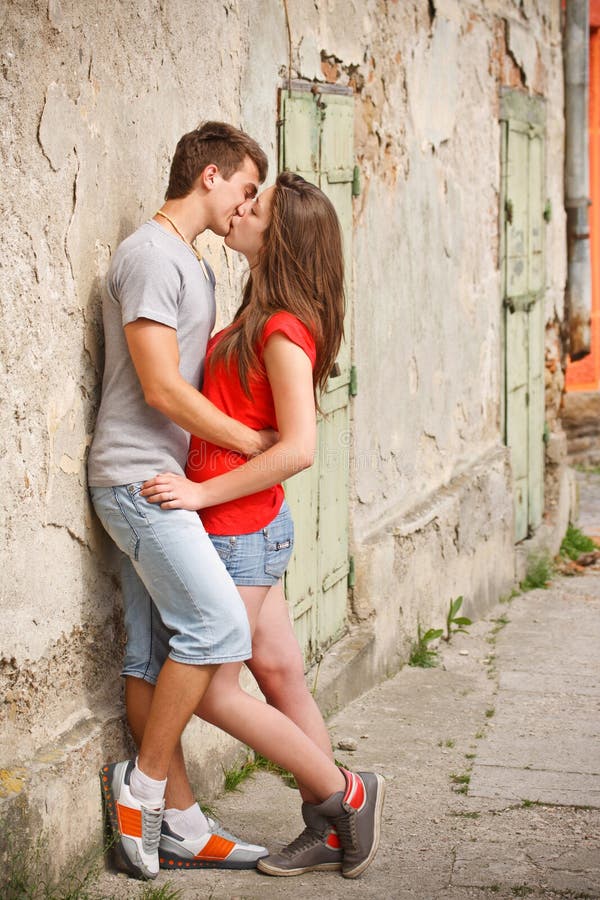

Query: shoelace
280;826;322;857
332;808;358;851
141;805;164;853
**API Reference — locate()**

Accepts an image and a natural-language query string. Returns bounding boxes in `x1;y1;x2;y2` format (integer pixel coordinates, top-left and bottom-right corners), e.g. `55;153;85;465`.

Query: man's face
207;156;260;237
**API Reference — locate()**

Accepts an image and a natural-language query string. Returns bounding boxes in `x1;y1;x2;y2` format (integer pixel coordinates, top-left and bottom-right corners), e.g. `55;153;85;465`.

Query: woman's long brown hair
209;171;346;409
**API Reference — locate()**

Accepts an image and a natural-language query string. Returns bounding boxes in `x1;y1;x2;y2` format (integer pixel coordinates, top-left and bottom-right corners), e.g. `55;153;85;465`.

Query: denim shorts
90;481;252;683
208;501;294;586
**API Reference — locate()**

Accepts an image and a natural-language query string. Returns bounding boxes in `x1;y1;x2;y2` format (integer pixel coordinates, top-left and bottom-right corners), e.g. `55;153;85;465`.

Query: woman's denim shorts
208;500;295;586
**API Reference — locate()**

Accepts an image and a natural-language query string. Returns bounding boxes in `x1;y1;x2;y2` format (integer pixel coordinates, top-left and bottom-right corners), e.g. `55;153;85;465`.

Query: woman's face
225;185;275;264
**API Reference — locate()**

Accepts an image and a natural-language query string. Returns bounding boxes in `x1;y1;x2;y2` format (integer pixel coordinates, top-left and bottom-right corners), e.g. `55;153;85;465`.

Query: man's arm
141;333;316;509
125;318;273;457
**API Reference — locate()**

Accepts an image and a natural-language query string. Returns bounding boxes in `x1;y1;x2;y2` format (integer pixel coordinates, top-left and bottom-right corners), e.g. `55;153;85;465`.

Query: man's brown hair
166;121;268;199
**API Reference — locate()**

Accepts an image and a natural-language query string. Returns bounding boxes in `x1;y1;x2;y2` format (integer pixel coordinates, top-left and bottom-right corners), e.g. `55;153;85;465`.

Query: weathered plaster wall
0;0;567;875
280;0;566;655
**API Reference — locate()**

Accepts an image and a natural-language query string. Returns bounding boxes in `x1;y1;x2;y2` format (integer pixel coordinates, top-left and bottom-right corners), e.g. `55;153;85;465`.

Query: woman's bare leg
194;585;344;802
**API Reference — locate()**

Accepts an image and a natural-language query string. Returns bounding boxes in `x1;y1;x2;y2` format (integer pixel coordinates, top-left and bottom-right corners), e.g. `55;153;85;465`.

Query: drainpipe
565;0;592;360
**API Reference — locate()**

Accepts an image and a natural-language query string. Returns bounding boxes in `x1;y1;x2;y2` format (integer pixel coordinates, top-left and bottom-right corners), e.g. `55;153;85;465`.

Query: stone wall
0;0;567;874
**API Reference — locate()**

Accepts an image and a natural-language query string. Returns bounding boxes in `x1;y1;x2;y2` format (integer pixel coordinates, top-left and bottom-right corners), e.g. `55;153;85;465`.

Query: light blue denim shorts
208;500;294;586
90;481;252;684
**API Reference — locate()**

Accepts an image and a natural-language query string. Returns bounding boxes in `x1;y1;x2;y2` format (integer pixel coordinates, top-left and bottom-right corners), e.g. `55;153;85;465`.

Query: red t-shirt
186;311;317;535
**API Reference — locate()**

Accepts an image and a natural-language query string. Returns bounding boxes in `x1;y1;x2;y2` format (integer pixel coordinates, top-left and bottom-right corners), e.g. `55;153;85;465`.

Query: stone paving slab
499;669;600;696
469;763;600;806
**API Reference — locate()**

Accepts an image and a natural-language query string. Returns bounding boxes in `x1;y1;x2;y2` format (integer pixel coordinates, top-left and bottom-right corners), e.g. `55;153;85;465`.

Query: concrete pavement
92;477;600;900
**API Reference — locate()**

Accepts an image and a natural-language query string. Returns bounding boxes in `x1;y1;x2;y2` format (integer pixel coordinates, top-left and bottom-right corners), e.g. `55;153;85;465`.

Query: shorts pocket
263;511;294;578
209;534;236;564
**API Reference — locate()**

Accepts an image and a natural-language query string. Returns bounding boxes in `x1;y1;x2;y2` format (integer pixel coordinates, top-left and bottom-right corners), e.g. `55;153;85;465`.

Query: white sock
129;760;167;808
163;802;209;840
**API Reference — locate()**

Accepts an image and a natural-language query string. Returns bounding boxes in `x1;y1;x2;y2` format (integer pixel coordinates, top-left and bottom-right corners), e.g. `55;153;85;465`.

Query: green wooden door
279;85;354;664
500;93;546;542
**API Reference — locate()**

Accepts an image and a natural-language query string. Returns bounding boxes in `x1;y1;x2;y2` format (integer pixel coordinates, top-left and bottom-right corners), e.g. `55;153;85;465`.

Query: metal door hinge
350;365;358;397
352;165;361;197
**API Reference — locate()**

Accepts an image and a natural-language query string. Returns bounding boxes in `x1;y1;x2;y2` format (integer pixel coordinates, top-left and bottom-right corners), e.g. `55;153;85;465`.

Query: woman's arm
140;332;317;510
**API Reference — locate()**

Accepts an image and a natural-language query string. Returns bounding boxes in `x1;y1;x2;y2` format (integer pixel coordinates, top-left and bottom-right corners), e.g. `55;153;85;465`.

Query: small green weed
450;772;471;792
499;587;521;604
490;615;510;634
574;463;600;475
0;830;102;900
560;525;597;561
465;752;476;759
485;708;495;719
475;729;485;739
409;624;443;668
222;756;257;792
443;596;472;641
512;886;534;897
520;554;553;592
450;773;471;785
223;752;298;792
254;753;297;790
140;886;184;900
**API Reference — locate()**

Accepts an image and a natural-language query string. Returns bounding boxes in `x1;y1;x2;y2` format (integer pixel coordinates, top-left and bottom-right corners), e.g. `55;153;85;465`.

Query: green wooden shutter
501;92;546;541
279;85;354;664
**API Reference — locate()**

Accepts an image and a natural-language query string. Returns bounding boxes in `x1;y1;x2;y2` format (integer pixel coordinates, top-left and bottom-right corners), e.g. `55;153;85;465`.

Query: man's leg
126;677;195;810
92;482;252;879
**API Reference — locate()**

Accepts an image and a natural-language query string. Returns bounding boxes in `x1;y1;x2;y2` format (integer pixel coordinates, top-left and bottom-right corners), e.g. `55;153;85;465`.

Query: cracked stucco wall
0;0;567;873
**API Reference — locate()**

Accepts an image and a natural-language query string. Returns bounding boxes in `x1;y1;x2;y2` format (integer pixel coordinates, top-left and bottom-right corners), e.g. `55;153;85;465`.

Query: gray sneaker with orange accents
257;802;343;876
159;817;268;870
314;769;385;879
100;759;164;880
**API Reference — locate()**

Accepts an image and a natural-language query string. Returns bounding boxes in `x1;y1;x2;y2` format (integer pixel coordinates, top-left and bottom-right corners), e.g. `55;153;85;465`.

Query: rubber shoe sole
343;773;386;879
257;857;342;876
160;851;267;871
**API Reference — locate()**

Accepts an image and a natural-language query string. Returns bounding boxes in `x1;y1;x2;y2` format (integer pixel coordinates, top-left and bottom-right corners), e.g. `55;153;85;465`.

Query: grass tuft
409;624;443;668
520;554;553;592
140;886;184;900
560;525;597;561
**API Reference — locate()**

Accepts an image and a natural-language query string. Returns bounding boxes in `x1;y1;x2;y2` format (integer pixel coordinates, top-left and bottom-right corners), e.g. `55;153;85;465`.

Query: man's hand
141;473;207;510
246;428;279;458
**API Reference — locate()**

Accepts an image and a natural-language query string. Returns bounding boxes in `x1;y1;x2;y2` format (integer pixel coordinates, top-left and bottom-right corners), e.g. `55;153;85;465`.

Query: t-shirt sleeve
261;312;317;367
108;243;181;329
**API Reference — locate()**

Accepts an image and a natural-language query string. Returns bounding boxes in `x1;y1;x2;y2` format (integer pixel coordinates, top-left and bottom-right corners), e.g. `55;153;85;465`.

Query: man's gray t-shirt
87;220;216;487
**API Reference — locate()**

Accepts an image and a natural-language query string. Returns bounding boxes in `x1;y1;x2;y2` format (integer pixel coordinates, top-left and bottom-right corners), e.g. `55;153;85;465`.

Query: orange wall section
566;22;600;392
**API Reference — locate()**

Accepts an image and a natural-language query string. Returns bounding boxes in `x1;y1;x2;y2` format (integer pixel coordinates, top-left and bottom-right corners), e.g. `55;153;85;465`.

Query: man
88;122;271;879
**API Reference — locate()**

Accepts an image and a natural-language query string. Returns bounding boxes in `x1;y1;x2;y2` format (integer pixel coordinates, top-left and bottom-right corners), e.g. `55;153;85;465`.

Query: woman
141;172;384;879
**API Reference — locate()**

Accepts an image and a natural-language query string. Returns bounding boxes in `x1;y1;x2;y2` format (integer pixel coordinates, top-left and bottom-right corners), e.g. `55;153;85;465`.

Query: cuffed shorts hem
122;669;159;686
227;576;283;586
167;649;252;666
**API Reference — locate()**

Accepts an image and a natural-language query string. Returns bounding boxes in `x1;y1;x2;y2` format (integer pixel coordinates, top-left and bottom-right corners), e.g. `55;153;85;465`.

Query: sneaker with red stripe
100;759;164;880
314;769;385;879
256;802;342;876
159;817;268;870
